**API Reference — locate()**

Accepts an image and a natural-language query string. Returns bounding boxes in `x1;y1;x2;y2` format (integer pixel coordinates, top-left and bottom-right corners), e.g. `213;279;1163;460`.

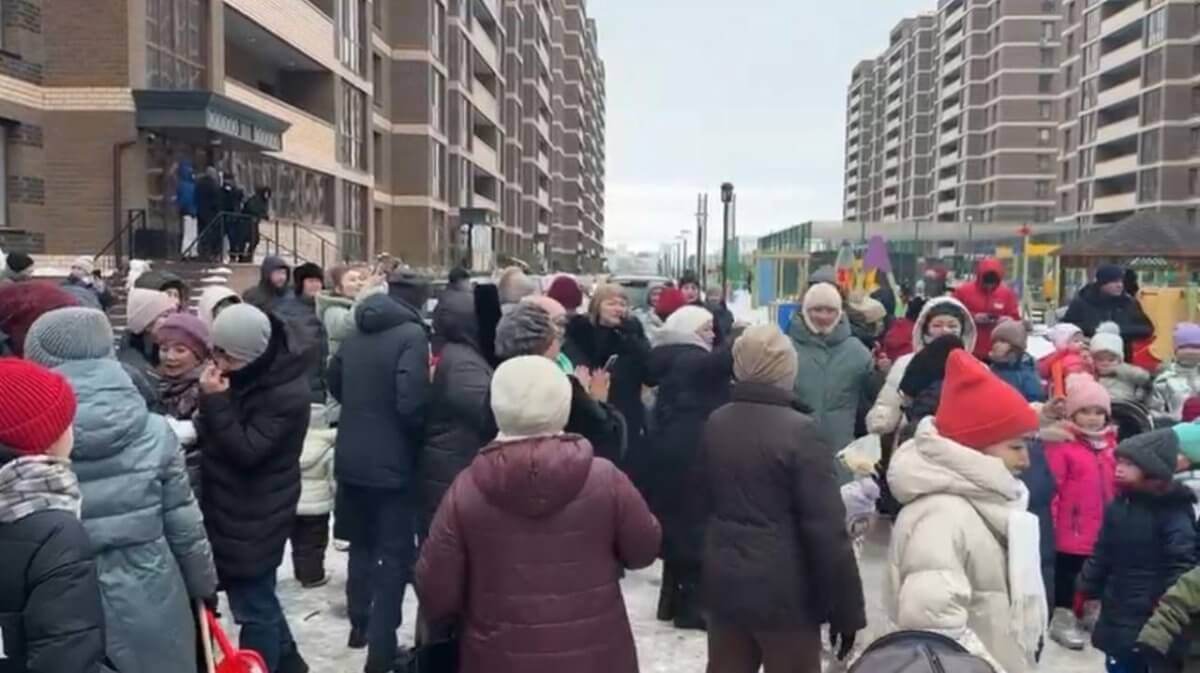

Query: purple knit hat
157;312;210;360
1175;322;1200;350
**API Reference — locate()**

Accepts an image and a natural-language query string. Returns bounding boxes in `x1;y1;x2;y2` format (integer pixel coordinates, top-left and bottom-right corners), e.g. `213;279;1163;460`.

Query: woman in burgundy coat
415;355;662;673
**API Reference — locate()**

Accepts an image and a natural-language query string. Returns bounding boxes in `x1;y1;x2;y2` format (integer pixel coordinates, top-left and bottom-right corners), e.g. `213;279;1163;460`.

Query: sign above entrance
133;90;289;152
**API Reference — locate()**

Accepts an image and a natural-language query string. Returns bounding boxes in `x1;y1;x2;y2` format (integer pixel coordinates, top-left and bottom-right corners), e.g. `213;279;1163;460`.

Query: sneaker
348;626;368;650
1050;608;1087;650
299;575;330;589
334;539;351;552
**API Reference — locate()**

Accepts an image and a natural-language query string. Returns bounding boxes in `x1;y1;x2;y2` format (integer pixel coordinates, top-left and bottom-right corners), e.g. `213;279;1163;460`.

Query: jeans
224;572;297;673
341;485;417;673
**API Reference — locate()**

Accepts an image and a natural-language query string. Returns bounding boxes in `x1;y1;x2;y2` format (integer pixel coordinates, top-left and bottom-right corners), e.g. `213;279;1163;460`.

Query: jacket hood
259;256;290;290
470;435;593;519
647;341;705;382
432;289;479;346
889;417;1025;531
134;269;187;297
788;309;853;348
912;296;978;353
55;359;150;463
315;291;354;323
975;257;1006;286
198;285;240;328
354;293;422;334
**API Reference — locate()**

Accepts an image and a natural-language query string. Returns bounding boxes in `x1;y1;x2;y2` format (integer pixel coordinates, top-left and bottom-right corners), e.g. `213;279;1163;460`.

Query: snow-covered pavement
266;520;1103;672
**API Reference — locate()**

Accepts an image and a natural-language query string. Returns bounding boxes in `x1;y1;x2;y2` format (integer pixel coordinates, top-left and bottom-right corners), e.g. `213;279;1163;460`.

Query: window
1036;181;1050;198
431;1;443;62
145;0;206;89
1145;8;1167;46
1058;127;1068;149
1142;89;1161;124
1082;148;1095;178
1034;206;1051;222
1140;129;1160;164
1192;127;1200;155
338;82;368;170
339;0;366;75
1041;47;1055;67
1065;64;1074;88
1084;44;1098;74
372;54;382;107
1144;49;1163;85
1139;169;1158;202
341;183;367;261
372;131;382;173
431;73;444;133
1193;86;1200;114
1061;192;1070;214
1042;21;1055;40
1191;168;1200;195
431;140;442;194
1064;96;1074;121
373;0;381;28
1039;74;1054;93
1039;154;1051;170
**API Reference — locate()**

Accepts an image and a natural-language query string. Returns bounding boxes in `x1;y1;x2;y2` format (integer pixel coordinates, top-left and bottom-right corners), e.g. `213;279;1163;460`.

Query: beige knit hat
733;324;798;390
125;287;177;335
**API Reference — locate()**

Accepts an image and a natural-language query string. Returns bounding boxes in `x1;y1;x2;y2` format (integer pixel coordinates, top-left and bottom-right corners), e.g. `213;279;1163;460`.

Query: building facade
1057;0;1200;227
374;0;605;273
0;0;605;273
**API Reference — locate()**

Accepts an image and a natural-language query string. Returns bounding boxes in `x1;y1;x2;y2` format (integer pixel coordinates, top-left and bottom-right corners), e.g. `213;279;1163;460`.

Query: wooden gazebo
1055;211;1200;273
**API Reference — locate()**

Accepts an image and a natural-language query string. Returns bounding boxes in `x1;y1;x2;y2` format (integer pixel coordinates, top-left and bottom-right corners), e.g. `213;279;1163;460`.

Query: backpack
849;631;995;673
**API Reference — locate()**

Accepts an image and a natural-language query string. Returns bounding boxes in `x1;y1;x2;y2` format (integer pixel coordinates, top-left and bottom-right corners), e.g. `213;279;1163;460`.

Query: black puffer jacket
701;383;865;633
197;314;314;580
420;290;493;523
1021;438;1058;613
563;316;651;447
1063;282;1154;358
330;293;430;491
275;292;328;404
643;342;732;563
1081;484;1198;655
0;451;107;673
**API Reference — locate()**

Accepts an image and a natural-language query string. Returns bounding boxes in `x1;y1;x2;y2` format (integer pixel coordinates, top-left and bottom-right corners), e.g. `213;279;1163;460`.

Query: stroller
1110;399;1174;441
848;631;995;673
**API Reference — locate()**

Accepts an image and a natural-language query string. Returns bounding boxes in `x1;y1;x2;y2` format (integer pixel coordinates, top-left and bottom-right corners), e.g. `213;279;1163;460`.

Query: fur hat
0;359;77;456
0;282;80;357
1175;322;1200;350
1116;429;1180;481
293;263;325;294
490;356;571;439
24;307;114;368
733;324;797;389
936;350;1039;451
1090;321;1124;360
125;288;177;335
210;303;272;364
157;312;211;360
1065;373;1111;418
991;318;1028;352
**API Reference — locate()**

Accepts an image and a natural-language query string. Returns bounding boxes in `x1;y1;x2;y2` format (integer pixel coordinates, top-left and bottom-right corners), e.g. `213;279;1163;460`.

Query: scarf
0;456;81;523
159;365;203;419
1006;483;1049;668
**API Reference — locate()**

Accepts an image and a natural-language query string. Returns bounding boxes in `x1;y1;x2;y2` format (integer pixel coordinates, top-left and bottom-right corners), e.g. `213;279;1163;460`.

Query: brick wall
43;0;129;86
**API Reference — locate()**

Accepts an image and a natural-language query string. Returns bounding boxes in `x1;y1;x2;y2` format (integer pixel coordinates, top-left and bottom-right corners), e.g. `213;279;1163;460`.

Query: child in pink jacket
1045;373;1118;651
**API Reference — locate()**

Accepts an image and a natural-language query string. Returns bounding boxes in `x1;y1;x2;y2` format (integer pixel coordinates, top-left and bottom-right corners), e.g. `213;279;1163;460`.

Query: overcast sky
590;0;933;251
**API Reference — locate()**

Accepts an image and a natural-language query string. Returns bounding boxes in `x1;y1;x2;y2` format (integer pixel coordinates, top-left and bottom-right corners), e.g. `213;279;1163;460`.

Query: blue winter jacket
176;161;197;216
991;354;1046;403
57;358;217;673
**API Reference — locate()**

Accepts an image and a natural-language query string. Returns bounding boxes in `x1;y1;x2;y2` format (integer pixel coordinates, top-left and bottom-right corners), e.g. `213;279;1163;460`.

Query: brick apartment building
0;0;606;273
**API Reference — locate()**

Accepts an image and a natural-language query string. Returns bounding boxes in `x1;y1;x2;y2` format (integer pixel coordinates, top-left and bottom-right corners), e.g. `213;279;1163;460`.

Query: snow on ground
264;518;1102;672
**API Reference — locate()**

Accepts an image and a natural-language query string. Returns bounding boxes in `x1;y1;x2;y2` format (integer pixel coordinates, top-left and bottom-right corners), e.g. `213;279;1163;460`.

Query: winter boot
348;625;368;650
278;647;310;673
1050;608;1086;650
655;563;675;622
671;579;706;632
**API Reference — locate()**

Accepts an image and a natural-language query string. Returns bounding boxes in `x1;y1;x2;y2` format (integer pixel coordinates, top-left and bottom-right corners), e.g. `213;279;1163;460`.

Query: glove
829;628;857;661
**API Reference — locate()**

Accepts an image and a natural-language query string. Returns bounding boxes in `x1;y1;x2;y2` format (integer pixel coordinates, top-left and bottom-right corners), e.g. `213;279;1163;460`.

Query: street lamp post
695;194;708;283
720;182;734;300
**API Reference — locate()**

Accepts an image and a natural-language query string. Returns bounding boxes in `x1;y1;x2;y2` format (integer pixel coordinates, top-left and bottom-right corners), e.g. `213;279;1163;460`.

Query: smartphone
603;354;619;371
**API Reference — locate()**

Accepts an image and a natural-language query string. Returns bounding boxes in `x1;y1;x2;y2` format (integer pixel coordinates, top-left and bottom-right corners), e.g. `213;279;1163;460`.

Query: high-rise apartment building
843;16;937;223
1057;0;1200;227
845;0;1063;226
375;0;605;272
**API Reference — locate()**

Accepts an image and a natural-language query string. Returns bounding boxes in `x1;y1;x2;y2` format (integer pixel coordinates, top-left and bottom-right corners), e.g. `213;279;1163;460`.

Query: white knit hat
71;255;94;276
1048;322;1083;350
1090;321;1124;360
490;355;571;440
125;287;177;335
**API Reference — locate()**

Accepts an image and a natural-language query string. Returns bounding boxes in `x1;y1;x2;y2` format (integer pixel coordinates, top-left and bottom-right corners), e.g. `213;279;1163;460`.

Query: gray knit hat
1116;428;1180;481
495;302;554;360
24;307;114;368
210;303;272;364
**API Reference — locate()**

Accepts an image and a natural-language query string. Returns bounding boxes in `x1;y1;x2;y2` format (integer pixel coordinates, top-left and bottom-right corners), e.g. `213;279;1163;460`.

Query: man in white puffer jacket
290;404;336;588
887;351;1046;673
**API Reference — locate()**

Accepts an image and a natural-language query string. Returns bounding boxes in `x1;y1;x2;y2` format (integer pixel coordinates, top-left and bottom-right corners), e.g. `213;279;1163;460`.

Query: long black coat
1063;282;1154;358
420;290;492;524
0;508;107;673
1081;484;1198;655
1021;438;1058;613
329;293;430;491
563;316;651;446
700;383;866;633
644;342;732;564
197;314;314;580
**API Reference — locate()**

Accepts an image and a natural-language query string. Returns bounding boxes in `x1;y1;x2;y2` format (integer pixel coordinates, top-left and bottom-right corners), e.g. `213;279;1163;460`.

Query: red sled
201;606;268;673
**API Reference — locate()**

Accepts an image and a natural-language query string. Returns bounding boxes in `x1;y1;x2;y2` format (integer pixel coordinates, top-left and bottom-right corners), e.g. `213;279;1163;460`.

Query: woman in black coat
643;305;733;631
562;284;651;451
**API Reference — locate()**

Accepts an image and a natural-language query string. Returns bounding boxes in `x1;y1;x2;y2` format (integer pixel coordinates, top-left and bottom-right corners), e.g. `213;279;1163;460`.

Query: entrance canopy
133;90;289;152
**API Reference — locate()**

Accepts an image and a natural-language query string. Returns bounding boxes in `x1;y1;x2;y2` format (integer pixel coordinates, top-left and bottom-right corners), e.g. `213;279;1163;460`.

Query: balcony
536;150;550;174
1096;116;1140;145
847;159;859;173
471;191;499;213
472;138;500;175
885;156;899;170
535;114;551;141
939;152;960;170
473;83;500;125
471;20;500;66
1094;153;1138;179
886;133;901;150
1099;40;1143;75
942;2;965;29
537;187;551;208
1097;78;1141;109
941;103;962;124
937;198;959;214
940;124;961;145
224;2;336;74
1093;191;1136;213
224;80;337;174
537;78;551;106
883;189;899;203
1101;2;1144;36
886;115;901;133
939;174;958;191
942;26;965;52
942;53;964;77
941;78;963;101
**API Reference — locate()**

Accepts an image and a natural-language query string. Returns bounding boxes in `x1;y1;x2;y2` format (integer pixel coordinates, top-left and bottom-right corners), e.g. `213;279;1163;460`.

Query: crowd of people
6;252;1200;673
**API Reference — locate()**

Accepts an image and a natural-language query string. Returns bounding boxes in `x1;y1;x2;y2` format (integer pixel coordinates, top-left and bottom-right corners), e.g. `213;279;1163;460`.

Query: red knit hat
936;350;1039;450
546;275;583;312
1183;397;1200;423
0;282;80;357
0;358;77;456
655;287;688;320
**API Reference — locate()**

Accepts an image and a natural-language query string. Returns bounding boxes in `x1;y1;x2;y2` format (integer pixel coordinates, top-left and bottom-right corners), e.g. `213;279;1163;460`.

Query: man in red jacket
953;257;1021;361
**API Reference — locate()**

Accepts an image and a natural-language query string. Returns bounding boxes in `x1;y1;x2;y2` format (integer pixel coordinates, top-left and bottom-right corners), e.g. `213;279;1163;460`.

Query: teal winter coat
57;358;217;673
788;313;874;457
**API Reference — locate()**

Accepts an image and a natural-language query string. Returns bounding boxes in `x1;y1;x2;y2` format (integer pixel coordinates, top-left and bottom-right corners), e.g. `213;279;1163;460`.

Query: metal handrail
94;209;148;265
